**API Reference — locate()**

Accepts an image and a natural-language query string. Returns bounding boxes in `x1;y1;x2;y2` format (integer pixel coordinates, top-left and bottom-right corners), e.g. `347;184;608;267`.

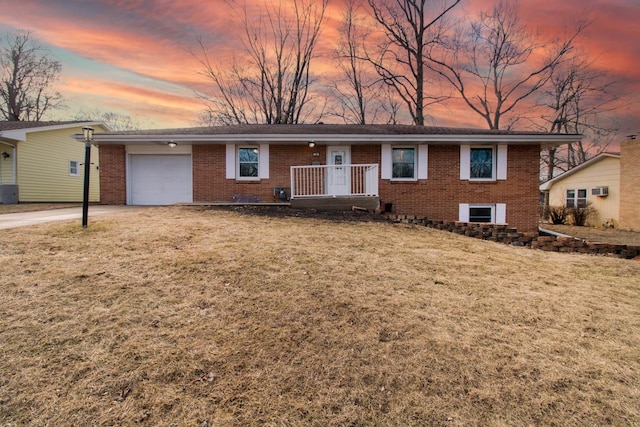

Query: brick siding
100;143;541;232
354;144;540;232
98;145;126;205
620;139;640;231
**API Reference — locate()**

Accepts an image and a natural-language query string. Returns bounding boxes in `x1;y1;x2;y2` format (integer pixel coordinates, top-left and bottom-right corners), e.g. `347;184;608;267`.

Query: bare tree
73;109;141;131
330;0;380;124
427;0;583;130
365;0;461;126
539;53;619;180
0;30;62;121
195;0;327;125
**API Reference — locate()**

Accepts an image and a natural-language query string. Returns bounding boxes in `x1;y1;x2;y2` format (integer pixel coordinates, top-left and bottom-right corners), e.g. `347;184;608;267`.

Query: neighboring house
540;152;621;227
0;121;107;204
91;124;580;233
540;136;640;231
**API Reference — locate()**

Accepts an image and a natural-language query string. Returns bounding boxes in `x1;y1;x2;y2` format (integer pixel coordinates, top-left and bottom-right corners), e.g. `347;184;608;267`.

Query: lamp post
82;126;94;228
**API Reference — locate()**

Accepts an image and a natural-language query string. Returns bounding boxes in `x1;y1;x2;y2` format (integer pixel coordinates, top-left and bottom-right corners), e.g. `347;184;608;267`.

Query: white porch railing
290;164;379;198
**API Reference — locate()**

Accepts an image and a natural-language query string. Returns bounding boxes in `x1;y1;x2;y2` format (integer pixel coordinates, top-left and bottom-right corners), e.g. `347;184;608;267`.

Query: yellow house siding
548;157;620;227
620;140;640;231
17;125;105;202
0;142;14;185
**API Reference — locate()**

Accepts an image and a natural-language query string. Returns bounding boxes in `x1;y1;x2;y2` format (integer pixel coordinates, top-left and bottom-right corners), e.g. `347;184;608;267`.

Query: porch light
308;141;315;148
1;151;9;159
168;141;178;148
81;126;94;229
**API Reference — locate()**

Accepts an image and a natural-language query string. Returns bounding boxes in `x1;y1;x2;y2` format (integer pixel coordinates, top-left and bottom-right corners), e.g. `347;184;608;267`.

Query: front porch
289;164;380;211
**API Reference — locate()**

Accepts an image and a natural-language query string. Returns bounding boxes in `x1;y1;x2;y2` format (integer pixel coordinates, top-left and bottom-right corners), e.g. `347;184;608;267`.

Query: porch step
290;196;379;211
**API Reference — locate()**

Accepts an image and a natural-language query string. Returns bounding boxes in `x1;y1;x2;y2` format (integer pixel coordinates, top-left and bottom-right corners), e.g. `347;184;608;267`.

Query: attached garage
127;146;193;205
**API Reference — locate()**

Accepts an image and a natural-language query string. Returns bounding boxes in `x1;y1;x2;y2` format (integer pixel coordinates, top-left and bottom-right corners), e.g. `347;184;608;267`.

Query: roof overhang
539;152;621;191
1;121;107;143
86;132;582;148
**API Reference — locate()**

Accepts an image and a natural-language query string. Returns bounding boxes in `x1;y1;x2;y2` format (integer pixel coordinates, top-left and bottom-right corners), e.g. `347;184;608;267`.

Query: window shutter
460;145;470;180
225;144;235;179
497;145;508;180
418;145;428;180
381;144;392;180
496;203;507;224
459;204;470;222
259;144;269;179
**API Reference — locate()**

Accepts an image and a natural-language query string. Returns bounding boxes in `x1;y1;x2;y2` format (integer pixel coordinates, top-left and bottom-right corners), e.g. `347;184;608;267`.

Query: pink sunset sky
0;0;638;141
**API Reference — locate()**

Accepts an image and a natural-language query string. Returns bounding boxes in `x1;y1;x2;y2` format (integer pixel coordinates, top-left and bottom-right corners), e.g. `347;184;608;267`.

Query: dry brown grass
0;203;80;214
1;206;639;426
542;223;640;246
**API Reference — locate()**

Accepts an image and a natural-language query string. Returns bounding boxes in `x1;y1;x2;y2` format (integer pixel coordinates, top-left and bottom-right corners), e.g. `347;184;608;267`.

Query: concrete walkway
0;206;142;230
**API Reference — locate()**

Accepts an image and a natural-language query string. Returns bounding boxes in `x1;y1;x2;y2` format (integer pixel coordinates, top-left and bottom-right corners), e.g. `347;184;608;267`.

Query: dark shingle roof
102;123;572;136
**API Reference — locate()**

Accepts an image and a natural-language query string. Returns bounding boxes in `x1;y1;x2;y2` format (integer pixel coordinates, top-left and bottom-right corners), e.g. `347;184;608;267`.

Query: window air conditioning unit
591;186;608;197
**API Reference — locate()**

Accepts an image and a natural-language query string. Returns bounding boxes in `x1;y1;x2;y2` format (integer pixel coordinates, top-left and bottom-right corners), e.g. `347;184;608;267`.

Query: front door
327;146;350;196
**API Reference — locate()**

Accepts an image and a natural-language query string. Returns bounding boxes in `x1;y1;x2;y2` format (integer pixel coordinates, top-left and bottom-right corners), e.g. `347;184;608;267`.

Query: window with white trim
469;206;493;222
460;145;507;181
392;147;416;179
381;144;428;180
238;147;259;178
470;147;494;179
565;189;587;208
69;160;79;176
226;144;270;180
459;203;507;224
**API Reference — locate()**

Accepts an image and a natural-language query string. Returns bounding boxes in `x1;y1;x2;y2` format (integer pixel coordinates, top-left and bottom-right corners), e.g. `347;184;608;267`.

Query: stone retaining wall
387;214;640;259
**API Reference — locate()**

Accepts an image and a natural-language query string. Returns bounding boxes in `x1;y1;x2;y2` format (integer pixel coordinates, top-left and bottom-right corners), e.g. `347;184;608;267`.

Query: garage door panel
130;155;192;205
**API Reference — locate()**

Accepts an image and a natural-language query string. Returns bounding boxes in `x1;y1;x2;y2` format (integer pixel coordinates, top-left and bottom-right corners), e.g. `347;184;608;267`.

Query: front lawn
1;206;638;426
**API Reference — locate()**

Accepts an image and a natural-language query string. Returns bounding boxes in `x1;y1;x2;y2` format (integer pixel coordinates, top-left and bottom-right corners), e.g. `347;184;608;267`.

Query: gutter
87;133;583;146
538;226;583;241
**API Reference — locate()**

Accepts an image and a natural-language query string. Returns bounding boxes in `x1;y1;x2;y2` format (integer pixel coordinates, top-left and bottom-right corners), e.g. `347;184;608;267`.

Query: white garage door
129;155;193;205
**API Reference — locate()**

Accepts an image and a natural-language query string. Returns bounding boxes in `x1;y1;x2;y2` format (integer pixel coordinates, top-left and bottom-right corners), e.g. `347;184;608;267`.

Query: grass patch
1;206;639;426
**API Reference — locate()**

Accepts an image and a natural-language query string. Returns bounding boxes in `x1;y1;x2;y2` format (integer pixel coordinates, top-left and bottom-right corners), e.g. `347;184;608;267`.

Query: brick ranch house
88;124;581;233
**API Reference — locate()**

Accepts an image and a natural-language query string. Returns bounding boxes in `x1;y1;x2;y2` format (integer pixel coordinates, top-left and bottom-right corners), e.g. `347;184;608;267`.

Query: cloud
0;0;637;136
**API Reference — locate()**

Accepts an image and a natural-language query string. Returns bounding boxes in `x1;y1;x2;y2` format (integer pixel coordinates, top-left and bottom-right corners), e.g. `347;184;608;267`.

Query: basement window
459;203;507;224
469;206;494;223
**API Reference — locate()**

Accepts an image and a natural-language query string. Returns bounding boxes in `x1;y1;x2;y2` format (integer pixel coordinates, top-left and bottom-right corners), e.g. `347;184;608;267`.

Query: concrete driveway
0;206;142;230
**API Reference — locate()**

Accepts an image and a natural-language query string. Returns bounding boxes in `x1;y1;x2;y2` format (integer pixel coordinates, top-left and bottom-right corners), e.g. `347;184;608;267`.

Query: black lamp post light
82;126;94;228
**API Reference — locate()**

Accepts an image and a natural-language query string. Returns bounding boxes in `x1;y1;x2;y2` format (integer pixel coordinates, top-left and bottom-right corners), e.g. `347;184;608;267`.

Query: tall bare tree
365;0;461;126
539;52;620;180
330;0;388;124
0;30;62;121
426;0;583;130
196;0;327;125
